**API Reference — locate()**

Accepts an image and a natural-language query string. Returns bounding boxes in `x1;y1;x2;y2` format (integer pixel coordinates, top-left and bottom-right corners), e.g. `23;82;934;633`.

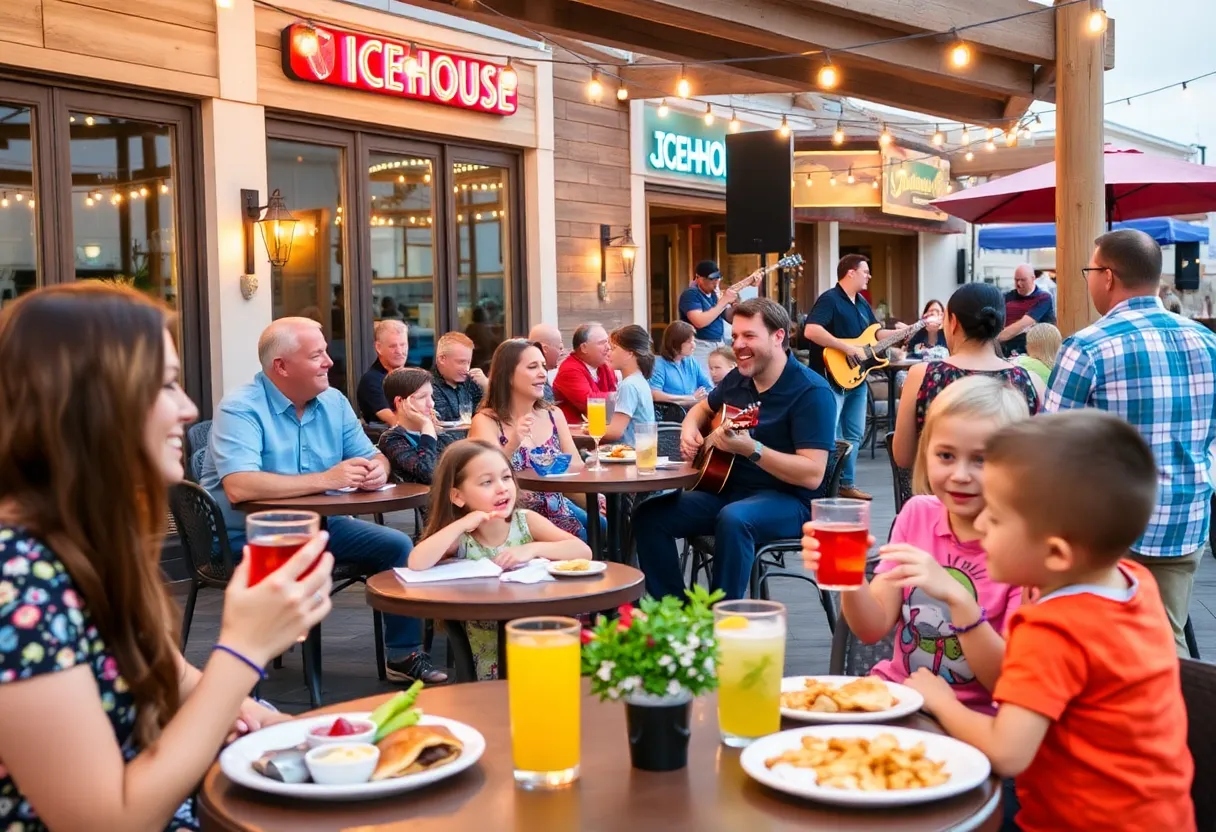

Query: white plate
546;560;608;578
739;724;990;808
779;675;924;723
597;450;636;463
219;712;485;801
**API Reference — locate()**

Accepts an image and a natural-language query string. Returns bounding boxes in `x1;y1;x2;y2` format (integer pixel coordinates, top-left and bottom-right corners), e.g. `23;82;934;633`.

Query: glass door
451;159;512;372
0;81;56;311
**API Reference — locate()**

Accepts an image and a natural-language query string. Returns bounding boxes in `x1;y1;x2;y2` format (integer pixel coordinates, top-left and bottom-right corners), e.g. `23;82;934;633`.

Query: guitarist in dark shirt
802;254;907;500
634;298;836;601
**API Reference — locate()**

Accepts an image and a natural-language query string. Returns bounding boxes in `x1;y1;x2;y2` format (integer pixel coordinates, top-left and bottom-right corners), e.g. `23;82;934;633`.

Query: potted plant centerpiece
581;586;724;771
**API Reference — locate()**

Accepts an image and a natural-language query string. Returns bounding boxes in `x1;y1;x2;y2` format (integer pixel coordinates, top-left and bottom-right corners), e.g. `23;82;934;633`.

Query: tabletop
515;462;700;495
198;681;1000;832
364;562;645;620
234;482;430;517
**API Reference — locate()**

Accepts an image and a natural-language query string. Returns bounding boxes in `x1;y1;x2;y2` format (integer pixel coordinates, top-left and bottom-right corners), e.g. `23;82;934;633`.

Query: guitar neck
872;319;926;353
727;258;797;291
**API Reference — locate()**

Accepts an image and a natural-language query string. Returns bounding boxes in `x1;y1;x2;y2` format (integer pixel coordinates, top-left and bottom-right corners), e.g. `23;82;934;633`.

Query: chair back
885;431;912;513
825;440;852;498
657;422;683;460
827;561;896;675
186;420;212;483
1180;658;1216;829
654;401;688;423
168;481;237;584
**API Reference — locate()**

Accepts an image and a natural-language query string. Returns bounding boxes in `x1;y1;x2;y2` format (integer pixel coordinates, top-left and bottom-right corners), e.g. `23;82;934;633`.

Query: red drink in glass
811;523;868;590
245;510;321;586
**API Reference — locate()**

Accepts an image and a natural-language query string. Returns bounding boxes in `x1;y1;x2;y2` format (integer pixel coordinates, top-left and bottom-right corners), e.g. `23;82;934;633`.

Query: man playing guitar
802;254;907;501
679;260;762;376
634;298;837;601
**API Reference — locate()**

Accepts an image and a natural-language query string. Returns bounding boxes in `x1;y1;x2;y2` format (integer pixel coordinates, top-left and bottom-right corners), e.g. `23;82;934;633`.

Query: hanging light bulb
1004;128;1017;147
985;126;995;141
961;126;971;145
985;138;997;152
964;150;975;162
294;23;320;58
879;124;892;147
14;193;22;203
932;126;944;147
0;193;7;208
404;43;419;73
675;67;690;99
703;103;714;126
139;186;149;197
587;68;603;102
816;59;839;91
846;166;855;185
872;178;879;190
829;174;837;187
501;59;518;89
160;182;169;194
949;39;972;69
84;116;95;127
832;122;845;146
216;0;232;7
778;115;790;138
657;99;669;118
729;111;741;133
1087;2;1108;35
616;82;629;101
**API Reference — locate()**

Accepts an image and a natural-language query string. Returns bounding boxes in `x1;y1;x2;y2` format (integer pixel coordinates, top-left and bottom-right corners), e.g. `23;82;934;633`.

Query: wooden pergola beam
618;63;801;96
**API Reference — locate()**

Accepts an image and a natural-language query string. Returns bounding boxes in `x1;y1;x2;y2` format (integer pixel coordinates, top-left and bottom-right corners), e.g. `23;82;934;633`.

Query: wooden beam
618;63;799;96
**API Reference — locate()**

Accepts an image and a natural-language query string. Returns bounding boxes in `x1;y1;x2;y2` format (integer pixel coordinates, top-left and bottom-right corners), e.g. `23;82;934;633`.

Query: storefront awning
978;217;1210;250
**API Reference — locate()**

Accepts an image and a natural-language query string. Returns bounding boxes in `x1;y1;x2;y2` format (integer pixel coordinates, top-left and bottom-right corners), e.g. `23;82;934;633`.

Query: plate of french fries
740;725;990;807
779;675;923;723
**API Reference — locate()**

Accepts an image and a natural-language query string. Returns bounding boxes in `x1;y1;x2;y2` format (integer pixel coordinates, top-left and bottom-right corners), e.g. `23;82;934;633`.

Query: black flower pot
625;698;692;772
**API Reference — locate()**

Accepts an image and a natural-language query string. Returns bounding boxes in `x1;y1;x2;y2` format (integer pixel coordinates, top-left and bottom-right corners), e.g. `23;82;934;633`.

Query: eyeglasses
1081;265;1113;280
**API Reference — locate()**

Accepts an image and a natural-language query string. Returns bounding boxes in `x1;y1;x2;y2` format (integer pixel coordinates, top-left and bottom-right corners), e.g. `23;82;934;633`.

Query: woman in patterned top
0;284;336;832
891;282;1043;470
408;440;590;678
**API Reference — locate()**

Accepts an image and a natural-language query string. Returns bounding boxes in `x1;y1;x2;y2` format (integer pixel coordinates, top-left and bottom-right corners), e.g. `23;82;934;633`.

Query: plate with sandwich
219;682;484;800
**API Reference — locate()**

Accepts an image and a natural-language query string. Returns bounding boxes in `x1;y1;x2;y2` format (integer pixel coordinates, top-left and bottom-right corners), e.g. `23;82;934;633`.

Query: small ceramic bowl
304;742;380;785
529;450;572;477
305;717;376;749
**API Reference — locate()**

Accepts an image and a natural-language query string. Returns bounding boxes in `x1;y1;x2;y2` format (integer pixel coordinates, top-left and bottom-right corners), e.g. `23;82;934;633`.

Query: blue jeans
832;384;868;487
569;501;608;542
229;515;423;662
634;489;811;600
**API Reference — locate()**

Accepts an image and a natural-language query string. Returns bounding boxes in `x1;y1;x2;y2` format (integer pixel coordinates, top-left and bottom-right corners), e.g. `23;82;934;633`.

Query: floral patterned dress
0;525;198;830
913;361;1040;433
494;411;584;537
456;510;535;680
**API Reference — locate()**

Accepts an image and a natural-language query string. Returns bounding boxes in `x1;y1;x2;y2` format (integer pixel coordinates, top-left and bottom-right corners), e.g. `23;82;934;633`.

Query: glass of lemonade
714;600;786;747
635;421;658;474
586;397;607;471
245;510;321;586
810;498;870;591
506;617;581;788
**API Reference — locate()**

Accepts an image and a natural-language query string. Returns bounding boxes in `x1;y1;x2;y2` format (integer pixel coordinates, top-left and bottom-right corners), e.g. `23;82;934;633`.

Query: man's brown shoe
838;486;872;501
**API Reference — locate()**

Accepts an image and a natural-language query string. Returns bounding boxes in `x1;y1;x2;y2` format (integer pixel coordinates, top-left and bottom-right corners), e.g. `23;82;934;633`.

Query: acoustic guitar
689;403;761;494
725;254;805;295
821;316;936;391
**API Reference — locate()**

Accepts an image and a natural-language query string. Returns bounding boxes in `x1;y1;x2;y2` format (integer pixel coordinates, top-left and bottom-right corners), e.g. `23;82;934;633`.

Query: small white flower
703;658;715;674
657;655;672;667
666;680;682;696
687;634;701;650
622;676;641;691
608;687;620;700
679;655;693;667
597;660;615;681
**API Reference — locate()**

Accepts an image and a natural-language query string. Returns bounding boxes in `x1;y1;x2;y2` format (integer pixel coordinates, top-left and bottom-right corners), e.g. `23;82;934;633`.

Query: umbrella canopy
933;146;1216;224
978;216;1210;250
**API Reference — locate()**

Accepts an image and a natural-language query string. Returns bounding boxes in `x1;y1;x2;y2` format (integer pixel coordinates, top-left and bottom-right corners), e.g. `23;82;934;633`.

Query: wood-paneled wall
552;62;632;337
0;0;219;96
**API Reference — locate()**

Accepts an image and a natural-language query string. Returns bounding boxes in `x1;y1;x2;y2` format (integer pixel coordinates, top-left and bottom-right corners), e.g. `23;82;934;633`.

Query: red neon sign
281;23;518;116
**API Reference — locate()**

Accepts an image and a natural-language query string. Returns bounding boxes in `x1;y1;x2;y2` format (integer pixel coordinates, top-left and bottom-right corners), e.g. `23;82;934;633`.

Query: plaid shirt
1044;295;1216;557
430;368;484;422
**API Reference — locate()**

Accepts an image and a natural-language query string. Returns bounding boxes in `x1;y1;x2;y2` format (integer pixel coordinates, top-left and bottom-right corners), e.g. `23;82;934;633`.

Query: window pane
369;153;436;368
69;114;179;319
454;162;510;372
267;139;347;393
0;104;39;310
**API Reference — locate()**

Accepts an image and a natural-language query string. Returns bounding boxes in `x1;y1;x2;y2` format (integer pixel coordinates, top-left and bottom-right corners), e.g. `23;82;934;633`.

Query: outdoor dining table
197;680;1001;832
880;358;920;425
365;562;642;682
515;462;700;562
235;483;430;708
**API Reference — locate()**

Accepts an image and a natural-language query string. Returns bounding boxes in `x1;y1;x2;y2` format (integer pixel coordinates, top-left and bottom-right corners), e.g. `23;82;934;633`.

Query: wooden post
1054;0;1105;336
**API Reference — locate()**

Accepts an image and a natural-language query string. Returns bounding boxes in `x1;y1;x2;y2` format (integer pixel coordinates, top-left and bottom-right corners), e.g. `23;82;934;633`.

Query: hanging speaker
1176;241;1200;291
726;131;794;254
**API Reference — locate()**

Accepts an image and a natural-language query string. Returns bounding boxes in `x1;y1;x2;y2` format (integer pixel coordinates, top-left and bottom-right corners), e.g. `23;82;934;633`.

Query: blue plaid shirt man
1044;295;1216;557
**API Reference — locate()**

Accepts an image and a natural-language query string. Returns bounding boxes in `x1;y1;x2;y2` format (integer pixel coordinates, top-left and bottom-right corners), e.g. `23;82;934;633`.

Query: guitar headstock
777;254;804;271
723;403;761;431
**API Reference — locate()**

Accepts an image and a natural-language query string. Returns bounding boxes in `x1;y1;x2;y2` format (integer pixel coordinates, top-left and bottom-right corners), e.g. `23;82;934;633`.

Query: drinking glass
635;421;658;475
506;617;581;788
586;397;607;471
459;401;473;424
810;498;870;591
245;511;321;586
713;599;786;747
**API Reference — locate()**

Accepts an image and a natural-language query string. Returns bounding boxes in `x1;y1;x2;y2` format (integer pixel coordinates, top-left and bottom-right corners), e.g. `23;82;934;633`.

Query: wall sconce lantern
599;224;637;302
241;188;298;298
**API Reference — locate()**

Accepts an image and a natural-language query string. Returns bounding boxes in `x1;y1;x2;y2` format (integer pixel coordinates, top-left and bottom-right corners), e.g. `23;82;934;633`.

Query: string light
84;116;95;127
587;68;603;102
85;196;94;207
846;166;855;185
872;178;879;190
949;39;972;69
829;173;837;186
879;124;892;147
778;115;790;138
931;126;944;147
138;186;149;197
964;150;975;161
404;43;418;73
0;194;6;208
1004;128;1017;147
216;0;232;7
675;67;690;99
501;59;518;88
832;122;845;145
657;99;669;117
160;182;169;194
729;111;741;133
1087;1;1108;35
14;193;22;203
703;103;714;126
294;23;319;58
816;59;839;91
985;137;997;152
616;82;628;101
985;127;995;141
960;126;971;145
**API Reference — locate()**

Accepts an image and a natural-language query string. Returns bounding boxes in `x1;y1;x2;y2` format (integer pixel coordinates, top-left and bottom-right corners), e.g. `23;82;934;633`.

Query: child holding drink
907;411;1194;831
800;376;1029;713
409;440;591;679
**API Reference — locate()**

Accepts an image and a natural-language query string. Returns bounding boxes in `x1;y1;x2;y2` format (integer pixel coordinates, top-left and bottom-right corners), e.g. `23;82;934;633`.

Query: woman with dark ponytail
891;282;1043;468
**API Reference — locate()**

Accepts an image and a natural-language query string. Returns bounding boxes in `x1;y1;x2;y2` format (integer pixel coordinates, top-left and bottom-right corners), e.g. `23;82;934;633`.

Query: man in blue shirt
678;260;740;375
634;298;837;600
356;319;409;425
803;254;907;501
199;317;447;685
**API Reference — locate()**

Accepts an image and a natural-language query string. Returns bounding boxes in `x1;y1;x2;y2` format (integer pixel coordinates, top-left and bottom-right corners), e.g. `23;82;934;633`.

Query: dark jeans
634;489;811;600
230;515;423;661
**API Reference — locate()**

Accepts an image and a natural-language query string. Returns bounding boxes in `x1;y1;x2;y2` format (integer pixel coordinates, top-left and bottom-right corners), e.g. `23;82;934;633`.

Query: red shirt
551;355;618;423
994;561;1195;832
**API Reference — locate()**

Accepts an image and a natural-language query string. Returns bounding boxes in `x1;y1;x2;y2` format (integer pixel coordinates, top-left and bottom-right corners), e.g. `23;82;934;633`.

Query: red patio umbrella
932;146;1216;224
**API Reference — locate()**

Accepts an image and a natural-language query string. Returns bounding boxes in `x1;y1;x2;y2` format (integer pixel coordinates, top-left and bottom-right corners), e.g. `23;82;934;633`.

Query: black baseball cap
695;260;721;280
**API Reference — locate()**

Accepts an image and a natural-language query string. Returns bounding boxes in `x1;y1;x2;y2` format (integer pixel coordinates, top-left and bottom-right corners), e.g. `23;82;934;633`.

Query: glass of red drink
245;511;321;586
810;498;870;591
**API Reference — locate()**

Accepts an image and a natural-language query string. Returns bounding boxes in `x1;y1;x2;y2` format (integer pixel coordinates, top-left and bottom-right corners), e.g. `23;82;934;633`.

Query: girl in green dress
409;440;591;679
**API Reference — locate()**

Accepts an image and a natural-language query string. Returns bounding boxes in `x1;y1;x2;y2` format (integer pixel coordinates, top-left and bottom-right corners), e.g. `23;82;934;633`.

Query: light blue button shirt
649;355;712;397
614;371;655;448
198;372;377;533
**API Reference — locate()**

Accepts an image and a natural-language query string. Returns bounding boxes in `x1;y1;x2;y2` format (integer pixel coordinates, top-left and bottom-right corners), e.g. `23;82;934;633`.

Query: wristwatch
748;441;764;463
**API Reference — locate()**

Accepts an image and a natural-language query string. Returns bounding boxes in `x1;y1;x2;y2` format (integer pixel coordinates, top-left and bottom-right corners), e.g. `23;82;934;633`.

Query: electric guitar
689;403;761;494
822;315;940;391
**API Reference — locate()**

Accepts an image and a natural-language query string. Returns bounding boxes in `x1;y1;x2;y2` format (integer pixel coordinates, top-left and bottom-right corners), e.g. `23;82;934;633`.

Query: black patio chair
654;401;687;423
863;378;891;458
828;561;895;676
185;419;212;484
1180;658;1216;829
886;431;913;514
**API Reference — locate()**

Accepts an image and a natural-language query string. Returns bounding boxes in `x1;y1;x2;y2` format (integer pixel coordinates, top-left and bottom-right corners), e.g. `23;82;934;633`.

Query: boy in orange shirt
907;410;1195;831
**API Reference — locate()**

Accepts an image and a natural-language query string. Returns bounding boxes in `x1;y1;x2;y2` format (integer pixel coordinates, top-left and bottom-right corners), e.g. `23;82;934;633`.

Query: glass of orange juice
506;616;581;788
586;397;607;471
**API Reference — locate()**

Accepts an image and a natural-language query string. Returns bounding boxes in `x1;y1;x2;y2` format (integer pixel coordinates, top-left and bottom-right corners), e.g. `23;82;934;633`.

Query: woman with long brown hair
0;284;334;831
468;339;598;540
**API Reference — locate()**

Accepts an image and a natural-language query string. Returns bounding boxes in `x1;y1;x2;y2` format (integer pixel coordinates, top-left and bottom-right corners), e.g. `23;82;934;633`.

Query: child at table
800;376;1029;714
906;411;1195;831
707;346;736;387
601;324;655;447
409;439;591;679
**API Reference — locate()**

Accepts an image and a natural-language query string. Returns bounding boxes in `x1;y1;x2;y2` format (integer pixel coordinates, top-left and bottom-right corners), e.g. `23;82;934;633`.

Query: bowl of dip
304;743;380;785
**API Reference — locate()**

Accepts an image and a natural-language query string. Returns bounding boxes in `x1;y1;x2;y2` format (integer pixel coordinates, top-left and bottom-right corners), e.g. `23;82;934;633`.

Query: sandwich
371;725;463;780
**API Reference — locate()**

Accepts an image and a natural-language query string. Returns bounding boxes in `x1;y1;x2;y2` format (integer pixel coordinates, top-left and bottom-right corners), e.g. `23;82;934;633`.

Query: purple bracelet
214;645;268;680
947;606;988;635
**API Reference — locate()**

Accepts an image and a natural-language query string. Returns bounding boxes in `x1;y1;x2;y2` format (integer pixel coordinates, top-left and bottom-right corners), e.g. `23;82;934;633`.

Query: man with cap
680;260;744;373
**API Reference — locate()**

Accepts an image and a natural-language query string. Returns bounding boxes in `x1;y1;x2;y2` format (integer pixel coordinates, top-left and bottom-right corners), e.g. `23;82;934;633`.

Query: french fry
764;733;950;792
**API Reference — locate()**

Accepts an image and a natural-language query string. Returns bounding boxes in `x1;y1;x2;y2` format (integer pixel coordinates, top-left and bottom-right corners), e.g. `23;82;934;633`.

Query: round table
198;681;1001;832
365;563;644;682
515;463;699;562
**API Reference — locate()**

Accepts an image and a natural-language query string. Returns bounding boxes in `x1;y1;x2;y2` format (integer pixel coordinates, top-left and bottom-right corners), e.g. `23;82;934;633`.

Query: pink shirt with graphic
869;495;1022;715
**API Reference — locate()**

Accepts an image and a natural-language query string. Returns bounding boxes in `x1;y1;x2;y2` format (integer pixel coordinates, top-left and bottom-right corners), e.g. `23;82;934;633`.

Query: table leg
302;624;323;708
442;620;477;683
497;621;508;680
586;491;603;560
605;494;623;563
886;367;898;447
